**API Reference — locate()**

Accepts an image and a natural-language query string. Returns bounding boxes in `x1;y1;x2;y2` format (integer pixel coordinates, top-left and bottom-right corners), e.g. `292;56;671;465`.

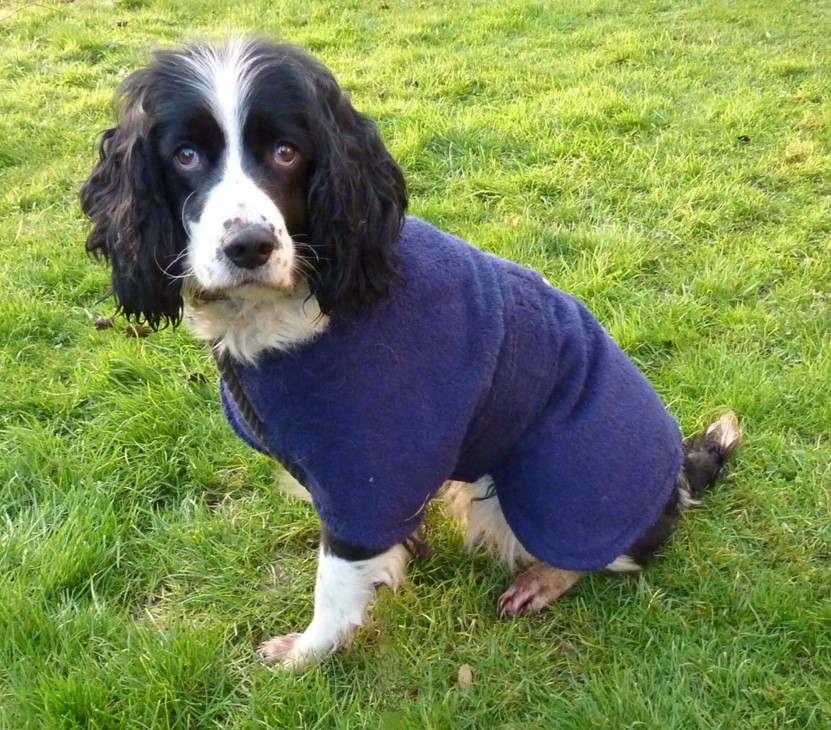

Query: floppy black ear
305;72;407;315
80;88;185;329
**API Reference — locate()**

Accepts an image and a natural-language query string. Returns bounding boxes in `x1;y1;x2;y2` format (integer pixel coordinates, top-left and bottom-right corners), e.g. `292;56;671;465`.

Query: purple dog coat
219;217;682;571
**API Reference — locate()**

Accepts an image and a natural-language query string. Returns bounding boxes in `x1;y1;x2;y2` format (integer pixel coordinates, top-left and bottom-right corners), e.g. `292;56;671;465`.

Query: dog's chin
182;274;325;361
185;278;300;307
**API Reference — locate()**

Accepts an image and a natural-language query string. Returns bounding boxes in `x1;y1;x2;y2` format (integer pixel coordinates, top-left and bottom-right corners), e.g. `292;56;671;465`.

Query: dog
81;38;740;669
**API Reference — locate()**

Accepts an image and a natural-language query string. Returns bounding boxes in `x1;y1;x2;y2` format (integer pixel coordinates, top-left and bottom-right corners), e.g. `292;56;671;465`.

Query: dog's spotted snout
222;224;279;270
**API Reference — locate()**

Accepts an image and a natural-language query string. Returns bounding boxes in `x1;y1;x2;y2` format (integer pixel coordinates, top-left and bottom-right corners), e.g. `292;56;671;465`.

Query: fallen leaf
125;324;151;338
457;663;474;689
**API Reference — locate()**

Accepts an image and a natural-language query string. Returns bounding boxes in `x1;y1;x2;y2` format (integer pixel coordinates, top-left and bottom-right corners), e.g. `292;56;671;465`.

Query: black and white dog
81;39;739;669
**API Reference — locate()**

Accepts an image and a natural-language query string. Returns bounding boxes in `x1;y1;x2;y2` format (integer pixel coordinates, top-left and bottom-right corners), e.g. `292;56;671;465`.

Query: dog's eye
174;146;201;171
272;142;298;167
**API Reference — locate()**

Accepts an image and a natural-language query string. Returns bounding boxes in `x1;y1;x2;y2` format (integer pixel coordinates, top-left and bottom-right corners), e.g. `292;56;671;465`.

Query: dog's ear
305;70;407;315
80;80;185;329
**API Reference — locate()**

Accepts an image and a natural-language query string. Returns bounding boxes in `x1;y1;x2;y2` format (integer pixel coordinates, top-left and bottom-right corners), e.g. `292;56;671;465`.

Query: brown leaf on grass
457;663;474;689
125;324;151;338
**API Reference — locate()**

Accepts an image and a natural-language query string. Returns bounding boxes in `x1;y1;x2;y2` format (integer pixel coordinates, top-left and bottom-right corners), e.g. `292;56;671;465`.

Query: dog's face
81;40;407;328
155;43;312;295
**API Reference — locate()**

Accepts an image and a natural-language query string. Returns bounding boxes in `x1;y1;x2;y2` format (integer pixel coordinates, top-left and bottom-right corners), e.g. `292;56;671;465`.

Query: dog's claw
498;565;581;617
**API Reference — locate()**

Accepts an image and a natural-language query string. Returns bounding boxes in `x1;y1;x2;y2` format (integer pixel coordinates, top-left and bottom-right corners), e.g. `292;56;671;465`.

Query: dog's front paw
257;632;312;669
257;630;338;670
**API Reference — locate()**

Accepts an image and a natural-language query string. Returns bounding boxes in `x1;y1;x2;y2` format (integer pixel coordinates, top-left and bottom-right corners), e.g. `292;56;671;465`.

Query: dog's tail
615;411;740;570
679;411;741;506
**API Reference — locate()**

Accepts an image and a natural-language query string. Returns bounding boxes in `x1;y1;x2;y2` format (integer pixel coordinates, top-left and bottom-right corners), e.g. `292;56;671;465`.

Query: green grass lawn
2;0;830;727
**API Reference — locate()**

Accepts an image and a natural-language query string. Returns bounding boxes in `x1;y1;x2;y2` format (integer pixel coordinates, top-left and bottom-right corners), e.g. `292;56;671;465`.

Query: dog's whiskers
180;191;197;232
160;248;193;281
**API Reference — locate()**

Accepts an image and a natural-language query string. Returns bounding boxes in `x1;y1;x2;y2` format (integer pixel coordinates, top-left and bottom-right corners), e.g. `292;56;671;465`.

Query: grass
1;0;831;727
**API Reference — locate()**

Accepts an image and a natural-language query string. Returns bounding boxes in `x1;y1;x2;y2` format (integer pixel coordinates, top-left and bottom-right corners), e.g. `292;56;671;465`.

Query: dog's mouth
182;277;228;305
185;279;299;307
190;288;226;304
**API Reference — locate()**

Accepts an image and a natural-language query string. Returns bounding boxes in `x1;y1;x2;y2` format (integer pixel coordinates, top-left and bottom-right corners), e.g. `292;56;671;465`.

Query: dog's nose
222;227;276;270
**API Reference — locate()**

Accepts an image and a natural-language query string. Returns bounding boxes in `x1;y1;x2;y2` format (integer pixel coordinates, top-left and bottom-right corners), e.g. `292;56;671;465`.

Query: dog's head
80;39;407;328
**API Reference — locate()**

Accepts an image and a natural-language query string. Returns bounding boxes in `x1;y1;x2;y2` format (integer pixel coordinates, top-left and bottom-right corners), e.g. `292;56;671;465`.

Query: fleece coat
219;217;683;571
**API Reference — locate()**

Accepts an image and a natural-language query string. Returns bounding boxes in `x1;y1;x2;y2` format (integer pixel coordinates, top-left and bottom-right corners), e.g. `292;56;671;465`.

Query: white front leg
258;543;409;669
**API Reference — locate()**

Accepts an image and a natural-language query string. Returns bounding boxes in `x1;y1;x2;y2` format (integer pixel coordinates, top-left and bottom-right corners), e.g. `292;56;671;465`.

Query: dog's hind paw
498;564;582;617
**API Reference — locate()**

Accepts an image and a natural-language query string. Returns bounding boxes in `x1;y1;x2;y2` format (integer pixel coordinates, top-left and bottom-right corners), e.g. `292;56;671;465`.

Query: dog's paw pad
257;633;305;666
498;566;580;617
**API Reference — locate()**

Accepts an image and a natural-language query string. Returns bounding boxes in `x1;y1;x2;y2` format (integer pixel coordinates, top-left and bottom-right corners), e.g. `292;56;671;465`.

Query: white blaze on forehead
183;40;259;159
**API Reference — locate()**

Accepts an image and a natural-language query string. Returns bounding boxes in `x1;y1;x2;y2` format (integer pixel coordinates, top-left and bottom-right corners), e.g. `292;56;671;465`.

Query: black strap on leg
212;344;271;451
322;527;434;564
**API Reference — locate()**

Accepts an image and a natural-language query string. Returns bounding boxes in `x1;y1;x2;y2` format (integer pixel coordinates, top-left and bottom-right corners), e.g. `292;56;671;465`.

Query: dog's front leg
258;531;409;669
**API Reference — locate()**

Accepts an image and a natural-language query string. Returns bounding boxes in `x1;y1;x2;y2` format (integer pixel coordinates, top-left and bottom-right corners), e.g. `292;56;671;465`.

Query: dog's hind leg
443;476;533;569
443;476;583;616
258;534;409;669
444;414;741;619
